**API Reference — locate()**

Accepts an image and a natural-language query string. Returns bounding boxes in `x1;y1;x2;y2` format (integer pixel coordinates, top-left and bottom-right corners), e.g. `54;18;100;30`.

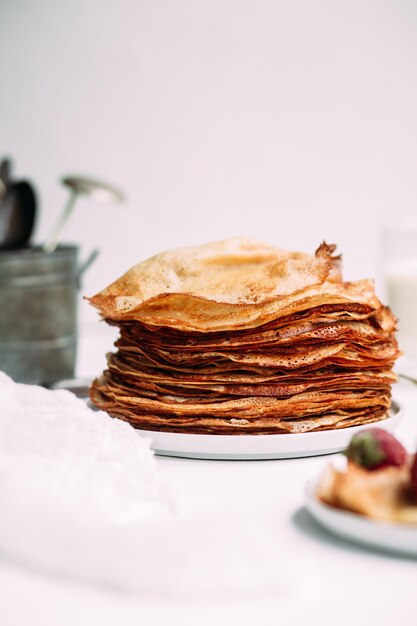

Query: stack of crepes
88;238;400;435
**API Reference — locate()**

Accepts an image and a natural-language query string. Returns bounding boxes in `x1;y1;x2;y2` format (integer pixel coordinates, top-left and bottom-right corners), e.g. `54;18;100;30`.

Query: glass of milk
381;218;417;360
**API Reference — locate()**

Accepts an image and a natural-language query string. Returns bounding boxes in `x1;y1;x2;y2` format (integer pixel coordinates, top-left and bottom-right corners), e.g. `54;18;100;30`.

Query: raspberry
344;428;407;470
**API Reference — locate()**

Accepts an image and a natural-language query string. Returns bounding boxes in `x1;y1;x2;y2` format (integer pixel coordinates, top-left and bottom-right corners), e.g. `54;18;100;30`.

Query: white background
1;0;417;322
1;6;417;623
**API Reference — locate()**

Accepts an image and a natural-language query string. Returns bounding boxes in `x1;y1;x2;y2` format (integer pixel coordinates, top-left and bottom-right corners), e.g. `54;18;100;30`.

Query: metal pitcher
0;245;95;385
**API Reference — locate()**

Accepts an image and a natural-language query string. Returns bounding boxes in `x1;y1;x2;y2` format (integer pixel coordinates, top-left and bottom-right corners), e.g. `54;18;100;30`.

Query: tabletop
1;320;416;626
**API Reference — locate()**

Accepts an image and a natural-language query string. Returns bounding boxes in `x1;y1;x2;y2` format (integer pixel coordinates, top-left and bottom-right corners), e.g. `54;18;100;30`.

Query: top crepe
87;238;379;332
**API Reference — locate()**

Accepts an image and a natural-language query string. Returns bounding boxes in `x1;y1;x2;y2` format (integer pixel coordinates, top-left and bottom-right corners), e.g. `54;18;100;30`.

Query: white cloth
0;372;306;595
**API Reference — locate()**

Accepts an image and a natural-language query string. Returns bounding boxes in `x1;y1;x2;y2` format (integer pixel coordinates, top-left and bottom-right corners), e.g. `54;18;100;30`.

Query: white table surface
1;321;417;626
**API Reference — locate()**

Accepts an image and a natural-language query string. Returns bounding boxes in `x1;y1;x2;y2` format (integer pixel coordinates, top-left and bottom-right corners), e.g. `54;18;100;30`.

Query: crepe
316;460;417;524
87;238;400;435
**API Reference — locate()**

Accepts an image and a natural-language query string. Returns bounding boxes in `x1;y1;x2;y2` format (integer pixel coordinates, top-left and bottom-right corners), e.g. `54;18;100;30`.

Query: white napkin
0;372;310;599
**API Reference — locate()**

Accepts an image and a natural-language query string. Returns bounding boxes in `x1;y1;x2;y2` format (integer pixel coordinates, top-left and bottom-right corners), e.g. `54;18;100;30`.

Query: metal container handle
77;248;100;288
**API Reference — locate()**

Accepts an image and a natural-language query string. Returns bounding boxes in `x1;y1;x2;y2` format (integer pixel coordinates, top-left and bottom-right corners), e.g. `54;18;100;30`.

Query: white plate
136;400;403;460
305;476;417;557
